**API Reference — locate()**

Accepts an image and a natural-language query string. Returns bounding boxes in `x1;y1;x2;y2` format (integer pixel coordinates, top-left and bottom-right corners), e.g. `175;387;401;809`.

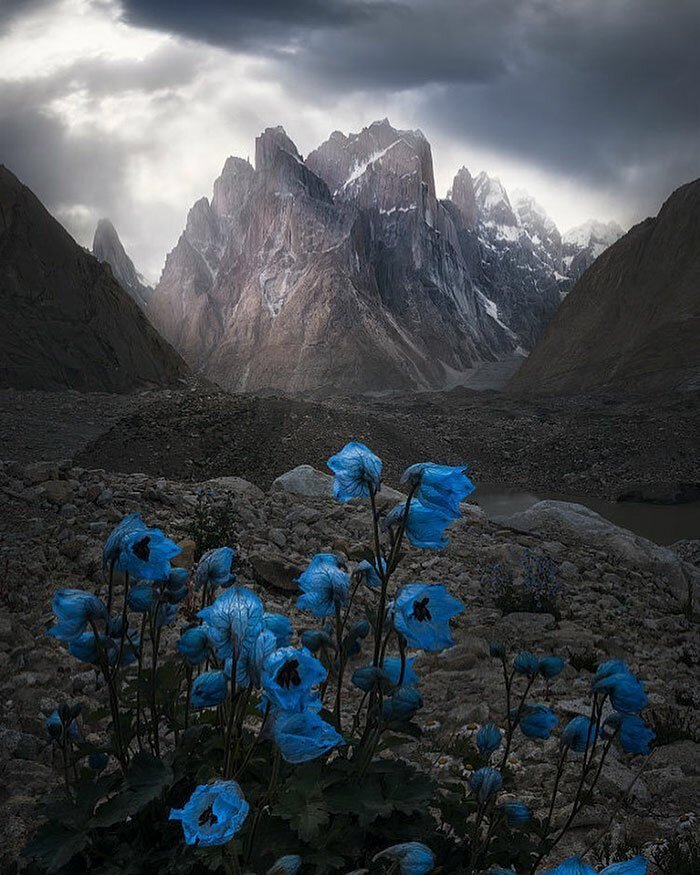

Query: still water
473;485;700;546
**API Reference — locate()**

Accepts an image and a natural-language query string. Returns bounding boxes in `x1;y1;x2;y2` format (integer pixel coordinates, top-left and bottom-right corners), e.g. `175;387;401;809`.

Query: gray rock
206;476;265;501
272;465;334;498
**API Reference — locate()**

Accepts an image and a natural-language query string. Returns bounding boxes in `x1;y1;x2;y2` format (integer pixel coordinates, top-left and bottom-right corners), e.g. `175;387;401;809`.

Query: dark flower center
198;804;218;827
412;597;432;622
133;536;151;561
276;659;302;688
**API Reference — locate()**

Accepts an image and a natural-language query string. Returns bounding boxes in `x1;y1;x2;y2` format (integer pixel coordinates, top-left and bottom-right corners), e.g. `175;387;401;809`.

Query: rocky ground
0;451;698;871
2;386;698;501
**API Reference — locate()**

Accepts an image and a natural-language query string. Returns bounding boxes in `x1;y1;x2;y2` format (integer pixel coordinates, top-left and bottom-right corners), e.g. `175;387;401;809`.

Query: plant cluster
483;551;560;617
26;443;657;874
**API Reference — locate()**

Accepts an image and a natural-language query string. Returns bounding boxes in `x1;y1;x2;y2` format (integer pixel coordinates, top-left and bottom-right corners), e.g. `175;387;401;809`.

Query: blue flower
513;651;540;678
517;704;558;739
490;642;506;659
476;722;502;756
327;441;382;500
45;710;79;742
190;670;228;708
117;528;181;580
595;660;629;681
384;501;454;550
373;842;435;875
236;629;278;689
169;780;249;847
263;612;293;646
600;858;648;874
470;767;503;803
295;554;351;617
272;711;344;764
392;583;464;652
542;859;596;875
352;665;389;692
538;656;566;679
401;463;475;518
593;671;647;714
499;800;531;826
561;715;597;752
47;589;108;642
382;655;418;687
267;855;303;875
127;582;154;613
177;627;210;665
382;686;423;721
103;512;145;568
198;586;264;661
67;631;112;664
301;628;332;653
604;713;655;755
262;646;326;712
195;547;235;590
355;557;386;588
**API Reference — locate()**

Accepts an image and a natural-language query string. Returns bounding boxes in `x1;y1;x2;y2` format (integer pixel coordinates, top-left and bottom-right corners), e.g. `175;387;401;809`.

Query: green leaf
91;752;173;827
23;821;89;873
273;779;331;843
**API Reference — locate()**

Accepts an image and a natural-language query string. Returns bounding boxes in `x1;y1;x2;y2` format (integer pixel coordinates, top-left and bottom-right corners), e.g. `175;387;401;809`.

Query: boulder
271;464;406;505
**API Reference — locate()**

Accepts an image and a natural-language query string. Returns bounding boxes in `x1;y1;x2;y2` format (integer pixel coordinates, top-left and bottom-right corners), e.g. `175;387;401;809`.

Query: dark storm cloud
120;0;700;214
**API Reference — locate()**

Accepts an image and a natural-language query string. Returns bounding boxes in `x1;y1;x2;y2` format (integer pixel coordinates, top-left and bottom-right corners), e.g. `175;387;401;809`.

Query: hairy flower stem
184;664;193;731
333;603;346;732
222;655;238;778
234;702;271;780
89;618;128;772
60;735;72;799
499;672;534;770
112;572;131;679
244;749;281;865
148;599;164;758
397;634;407;686
106;559;115;617
134;612;148;750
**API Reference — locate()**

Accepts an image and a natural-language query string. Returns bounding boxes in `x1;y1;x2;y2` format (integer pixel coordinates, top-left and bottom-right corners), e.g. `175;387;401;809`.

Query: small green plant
649;831;700;875
483;550;560;617
189;489;238;561
646;705;699;746
568;647;600;674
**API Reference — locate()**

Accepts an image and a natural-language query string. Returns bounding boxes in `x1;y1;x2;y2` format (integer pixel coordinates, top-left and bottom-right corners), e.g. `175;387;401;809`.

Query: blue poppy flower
88;752;109;770
235;629;278;688
45;710;79;742
593;671;647;714
261;646;326;713
198;586;264;661
542;859;596;875
103;512;145;568
513;651;540;678
272;711;344;764
383;686;423;721
263;612;293;646
382;655;418;687
470;767;503;803
327;441;382;500
476;722;502;755
47;589;108;642
392;583;464;652
373;842;435;875
177;627;210;665
190;670;228;708
604;713;655;755
500;800;531;826
117;528;181;580
301;629;332;653
352;665;389;692
127;582;154;613
67;630;113;664
169;780;249;847
195;547;235;590
595;660;629;681
346;618;371;647
517;704;558;739
401;463;475;518
295;554;351;617
267;855;303;875
600;857;648;874
384;501;454;550
539;656;566;679
165;569;189;603
561;716;597;752
355;557;386;588
490;642;506;659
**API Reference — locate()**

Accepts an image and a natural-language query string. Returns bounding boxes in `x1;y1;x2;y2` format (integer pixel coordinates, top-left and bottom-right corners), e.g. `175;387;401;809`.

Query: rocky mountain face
0;165;189;392
510;178;700;395
150;119;623;394
92;218;153;308
561;219;624;290
150;120;515;394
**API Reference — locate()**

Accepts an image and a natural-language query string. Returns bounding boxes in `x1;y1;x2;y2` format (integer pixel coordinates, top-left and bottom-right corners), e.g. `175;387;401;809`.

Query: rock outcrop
150;121;516;394
0;165;189;392
509;178;700;396
92;218;153;308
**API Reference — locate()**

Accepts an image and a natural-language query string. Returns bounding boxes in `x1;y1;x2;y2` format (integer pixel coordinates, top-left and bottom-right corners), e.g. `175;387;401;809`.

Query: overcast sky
1;0;698;282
